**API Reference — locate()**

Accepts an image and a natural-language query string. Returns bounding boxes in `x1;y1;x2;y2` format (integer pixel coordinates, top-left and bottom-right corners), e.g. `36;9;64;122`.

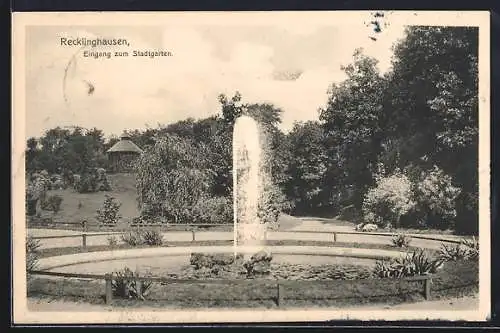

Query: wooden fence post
424;278;432;300
105;274;113;305
82;233;87;248
276;282;284;307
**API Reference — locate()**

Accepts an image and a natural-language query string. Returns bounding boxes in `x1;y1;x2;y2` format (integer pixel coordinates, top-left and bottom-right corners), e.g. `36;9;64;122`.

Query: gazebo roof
106;134;143;154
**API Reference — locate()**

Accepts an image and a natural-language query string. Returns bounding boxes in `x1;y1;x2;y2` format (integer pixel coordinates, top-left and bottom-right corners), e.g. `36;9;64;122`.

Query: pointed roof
106;133;143;154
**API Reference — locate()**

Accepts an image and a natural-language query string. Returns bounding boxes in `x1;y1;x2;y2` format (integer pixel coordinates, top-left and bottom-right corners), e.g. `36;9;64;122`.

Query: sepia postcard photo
11;11;491;324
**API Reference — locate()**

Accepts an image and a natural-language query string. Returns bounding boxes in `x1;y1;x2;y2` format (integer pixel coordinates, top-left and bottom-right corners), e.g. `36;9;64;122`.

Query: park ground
27;173;478;312
27;294;479;312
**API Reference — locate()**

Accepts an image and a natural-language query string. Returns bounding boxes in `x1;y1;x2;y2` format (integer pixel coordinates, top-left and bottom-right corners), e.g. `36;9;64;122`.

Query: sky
25;15;407;139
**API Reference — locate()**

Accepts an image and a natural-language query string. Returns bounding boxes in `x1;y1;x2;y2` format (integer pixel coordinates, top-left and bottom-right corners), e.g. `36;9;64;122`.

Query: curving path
29;229;459;251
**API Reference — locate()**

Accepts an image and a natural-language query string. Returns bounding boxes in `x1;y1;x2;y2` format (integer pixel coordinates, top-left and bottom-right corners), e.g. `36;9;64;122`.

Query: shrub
192;196;232;225
142;230;164;246
111;267;153;300
120;231;144;246
41;194;63;213
391;234;412;248
96;195;121;226
76;168;111;193
438;237;479;262
461;236;479;260
374;249;443;278
362;171;416;228
257;182;291;230
76;172;98;193
107;235;118;247
413;166;461;229
26;236;41;273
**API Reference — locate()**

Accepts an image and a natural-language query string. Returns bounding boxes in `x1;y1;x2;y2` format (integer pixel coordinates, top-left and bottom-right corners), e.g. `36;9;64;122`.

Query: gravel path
27;294;479;312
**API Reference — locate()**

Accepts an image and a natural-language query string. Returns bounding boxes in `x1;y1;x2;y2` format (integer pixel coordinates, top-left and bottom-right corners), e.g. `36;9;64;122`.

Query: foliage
96;195;121;226
285;121;329;214
438;237;479;262
41;194;63;213
75;168;111;193
26;127;108;175
374;249;443;278
111;267;153;300
26;236;41;273
412;166;461;229
362;172;416;228
391;234;412;248
258;181;291;229
142;230;164;246
135;134;213;224
192;196;232;224
319;49;387;210
120;231;145;246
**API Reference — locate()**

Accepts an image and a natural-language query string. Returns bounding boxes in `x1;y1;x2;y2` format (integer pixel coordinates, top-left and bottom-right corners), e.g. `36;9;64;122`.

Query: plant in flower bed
121;231;145;246
391;234;412;248
142;230;164;246
120;230;164;246
112;267;154;300
374;249;444;278
26;236;41;273
438;237;479;262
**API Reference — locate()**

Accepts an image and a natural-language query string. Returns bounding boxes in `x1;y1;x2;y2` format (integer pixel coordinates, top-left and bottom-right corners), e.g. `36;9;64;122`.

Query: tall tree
384;26;479;233
319;49;387;210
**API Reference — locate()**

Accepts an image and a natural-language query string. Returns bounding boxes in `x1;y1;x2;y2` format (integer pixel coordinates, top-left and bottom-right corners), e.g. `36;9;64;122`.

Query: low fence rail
27;269;434;306
29;227;463;249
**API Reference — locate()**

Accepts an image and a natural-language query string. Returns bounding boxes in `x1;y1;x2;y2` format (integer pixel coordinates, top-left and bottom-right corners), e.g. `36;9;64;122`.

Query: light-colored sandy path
27;294;479;313
29;229;458;250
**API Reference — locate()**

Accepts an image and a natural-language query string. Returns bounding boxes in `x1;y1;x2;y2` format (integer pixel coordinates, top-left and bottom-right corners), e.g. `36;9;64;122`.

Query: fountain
232;115;267;258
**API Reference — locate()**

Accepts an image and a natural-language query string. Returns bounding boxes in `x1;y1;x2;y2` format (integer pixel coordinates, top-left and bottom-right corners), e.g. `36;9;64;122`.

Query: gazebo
106;133;143;173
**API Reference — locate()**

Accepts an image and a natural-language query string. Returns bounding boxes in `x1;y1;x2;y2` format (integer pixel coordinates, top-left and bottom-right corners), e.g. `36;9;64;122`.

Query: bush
461;236;479;260
96;195;121;226
391;234;412;248
257;182;291;230
374;249;443;278
76;168;111;193
362;171;416;228
76;172;98;193
192;196;232;225
111;267;153;300
26;236;41;273
413;166;461;229
121;231;144;246
41;194;63;213
142;230;164;246
438;237;479;262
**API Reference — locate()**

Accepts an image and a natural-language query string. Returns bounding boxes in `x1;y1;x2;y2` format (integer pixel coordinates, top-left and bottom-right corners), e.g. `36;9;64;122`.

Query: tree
135;134;213;223
384;26;479;233
285;121;329;214
319;49;387;210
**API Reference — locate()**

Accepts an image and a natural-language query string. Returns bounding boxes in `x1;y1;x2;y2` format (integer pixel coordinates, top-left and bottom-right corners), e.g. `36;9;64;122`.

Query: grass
37;240;434;259
29;173;140;228
27;259;478;309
